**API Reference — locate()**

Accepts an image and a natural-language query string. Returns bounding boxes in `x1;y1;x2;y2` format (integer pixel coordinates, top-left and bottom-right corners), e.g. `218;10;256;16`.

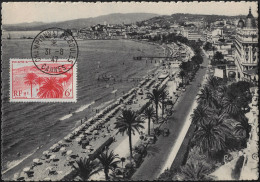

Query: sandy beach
2;39;170;180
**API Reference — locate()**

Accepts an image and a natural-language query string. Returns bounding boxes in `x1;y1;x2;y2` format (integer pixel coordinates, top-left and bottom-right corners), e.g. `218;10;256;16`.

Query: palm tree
35;77;44;86
115;109;145;160
233;113;251;139
216;85;228;102
221;95;241;116
178;160;212;181
197;86;217;108
24;73;38;98
193;117;232;157
178;70;186;85
160;89;169;118
97;150;120;180
73;157;101;181
147;88;162;122
207;75;220;91
37;77;64;98
141;106;156;135
191;105;213;130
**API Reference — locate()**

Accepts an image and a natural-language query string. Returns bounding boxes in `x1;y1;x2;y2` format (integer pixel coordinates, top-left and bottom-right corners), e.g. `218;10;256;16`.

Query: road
132;52;209;180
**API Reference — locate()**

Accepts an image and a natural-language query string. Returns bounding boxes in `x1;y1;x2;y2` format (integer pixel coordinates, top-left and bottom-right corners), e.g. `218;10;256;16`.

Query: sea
1;31;164;174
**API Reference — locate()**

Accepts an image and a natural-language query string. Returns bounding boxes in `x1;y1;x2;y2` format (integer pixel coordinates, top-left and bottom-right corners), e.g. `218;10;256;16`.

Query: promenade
132;51;209;180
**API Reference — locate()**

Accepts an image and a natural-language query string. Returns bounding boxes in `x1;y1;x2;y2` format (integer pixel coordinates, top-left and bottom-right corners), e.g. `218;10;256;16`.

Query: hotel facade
234;8;258;84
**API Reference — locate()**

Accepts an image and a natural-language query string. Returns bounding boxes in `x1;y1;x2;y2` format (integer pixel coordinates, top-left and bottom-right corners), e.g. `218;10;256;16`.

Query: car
163;128;170;137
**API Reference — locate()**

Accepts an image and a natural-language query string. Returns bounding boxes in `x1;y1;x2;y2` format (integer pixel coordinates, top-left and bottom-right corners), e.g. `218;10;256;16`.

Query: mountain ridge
2;13;158;31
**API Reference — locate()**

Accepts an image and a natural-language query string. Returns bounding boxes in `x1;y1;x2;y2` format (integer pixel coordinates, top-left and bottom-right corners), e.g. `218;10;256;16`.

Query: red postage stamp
10;59;77;102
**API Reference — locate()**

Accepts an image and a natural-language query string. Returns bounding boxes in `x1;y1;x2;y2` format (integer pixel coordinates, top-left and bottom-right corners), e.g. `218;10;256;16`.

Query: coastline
2;39;165;180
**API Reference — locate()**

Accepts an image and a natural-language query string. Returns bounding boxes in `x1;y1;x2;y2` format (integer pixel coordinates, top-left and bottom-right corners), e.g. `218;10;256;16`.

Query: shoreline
2;39;165;180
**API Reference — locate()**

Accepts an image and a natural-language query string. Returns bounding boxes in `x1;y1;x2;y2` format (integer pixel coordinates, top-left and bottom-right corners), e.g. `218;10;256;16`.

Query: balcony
236;36;258;43
241;62;258;66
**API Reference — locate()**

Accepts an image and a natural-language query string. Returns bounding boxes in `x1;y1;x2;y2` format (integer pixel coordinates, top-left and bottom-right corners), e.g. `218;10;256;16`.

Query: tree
141;106;156;135
147;88;162;122
233;112;251;139
193;117;232;157
115;109;145;160
73;157;101;181
24;73;38;98
203;42;213;51
213;51;224;61
37;77;64;98
97;150;120;180
178;70;186;85
160;89;169;118
191;105;213;130
197;86;217;108
221;95;241;116
35;77;44;86
178;160;212;181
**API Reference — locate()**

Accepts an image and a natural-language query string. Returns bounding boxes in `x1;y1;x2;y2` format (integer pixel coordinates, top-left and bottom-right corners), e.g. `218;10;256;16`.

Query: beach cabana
66;150;73;155
49;155;57;160
43;151;49;155
23;167;31;173
64;136;72;142
75;137;82;144
23;167;34;177
33;158;40;165
46;166;57;175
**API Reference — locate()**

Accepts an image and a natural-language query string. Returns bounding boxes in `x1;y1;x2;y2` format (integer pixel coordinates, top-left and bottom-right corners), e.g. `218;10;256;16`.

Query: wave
75;101;95;113
59;114;73;121
111;89;118;94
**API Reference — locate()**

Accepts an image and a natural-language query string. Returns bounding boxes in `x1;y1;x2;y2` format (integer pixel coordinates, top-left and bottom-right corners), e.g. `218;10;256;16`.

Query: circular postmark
31;27;78;75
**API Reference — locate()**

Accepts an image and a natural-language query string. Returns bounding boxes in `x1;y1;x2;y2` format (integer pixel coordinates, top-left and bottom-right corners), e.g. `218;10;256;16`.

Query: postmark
31;27;78;75
10;59;77;102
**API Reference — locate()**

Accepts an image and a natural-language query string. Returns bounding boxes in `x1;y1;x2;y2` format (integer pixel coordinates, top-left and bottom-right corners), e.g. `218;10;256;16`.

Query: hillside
2;13;158;31
137;13;247;27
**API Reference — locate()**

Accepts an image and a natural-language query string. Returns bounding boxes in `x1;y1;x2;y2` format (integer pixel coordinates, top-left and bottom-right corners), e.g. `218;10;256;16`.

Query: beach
2;38;165;179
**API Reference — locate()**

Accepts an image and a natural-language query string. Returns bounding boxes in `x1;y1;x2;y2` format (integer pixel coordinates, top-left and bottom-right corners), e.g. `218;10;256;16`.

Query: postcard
1;1;258;181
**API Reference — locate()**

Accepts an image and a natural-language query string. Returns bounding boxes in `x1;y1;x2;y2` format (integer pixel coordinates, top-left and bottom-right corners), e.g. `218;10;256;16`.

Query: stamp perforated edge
9;58;77;103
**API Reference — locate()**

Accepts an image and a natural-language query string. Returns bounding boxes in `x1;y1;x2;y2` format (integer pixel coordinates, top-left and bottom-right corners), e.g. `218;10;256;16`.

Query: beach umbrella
58;141;63;145
43;151;49;155
60;147;66;151
33;158;40;164
44;177;51;181
45;166;54;171
86;145;92;150
66;150;73;155
50;146;55;150
50;155;56;160
23;167;31;172
76;137;81;142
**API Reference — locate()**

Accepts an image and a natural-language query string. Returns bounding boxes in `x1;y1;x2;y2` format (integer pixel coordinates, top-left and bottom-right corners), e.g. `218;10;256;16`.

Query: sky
2;1;258;24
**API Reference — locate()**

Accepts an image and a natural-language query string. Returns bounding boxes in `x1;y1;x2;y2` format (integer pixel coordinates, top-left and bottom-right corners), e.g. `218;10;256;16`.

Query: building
234;8;258;84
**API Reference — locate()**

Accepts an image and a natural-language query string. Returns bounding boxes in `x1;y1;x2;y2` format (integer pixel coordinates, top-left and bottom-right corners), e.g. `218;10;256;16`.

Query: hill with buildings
2;13;158;31
136;13;248;27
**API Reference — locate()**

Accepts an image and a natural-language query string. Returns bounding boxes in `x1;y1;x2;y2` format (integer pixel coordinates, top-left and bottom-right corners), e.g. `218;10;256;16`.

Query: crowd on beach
11;40;192;181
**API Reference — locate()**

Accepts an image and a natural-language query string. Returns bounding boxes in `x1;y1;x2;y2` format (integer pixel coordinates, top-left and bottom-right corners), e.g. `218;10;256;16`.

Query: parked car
163;128;170;137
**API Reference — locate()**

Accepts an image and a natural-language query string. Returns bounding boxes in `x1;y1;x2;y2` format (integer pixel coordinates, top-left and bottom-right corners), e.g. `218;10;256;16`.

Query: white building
234;8;258;84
